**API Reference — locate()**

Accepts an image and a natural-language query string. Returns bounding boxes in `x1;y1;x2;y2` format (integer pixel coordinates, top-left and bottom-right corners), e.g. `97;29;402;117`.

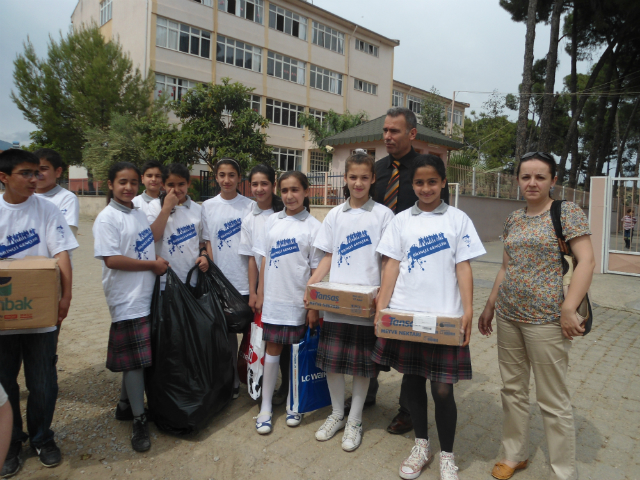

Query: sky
0;0;597;146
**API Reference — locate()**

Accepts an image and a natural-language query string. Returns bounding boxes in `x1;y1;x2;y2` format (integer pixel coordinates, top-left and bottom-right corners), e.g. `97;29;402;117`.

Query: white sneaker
341;420;362;452
399;438;434;480
439;452;459;480
315;413;346;441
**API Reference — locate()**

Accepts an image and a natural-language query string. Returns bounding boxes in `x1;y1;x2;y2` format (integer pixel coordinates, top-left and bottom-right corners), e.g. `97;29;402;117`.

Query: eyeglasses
521;151;553;162
12;170;45;180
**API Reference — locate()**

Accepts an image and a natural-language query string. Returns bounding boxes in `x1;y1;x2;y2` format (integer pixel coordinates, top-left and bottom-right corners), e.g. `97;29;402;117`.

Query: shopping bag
247;312;266;400
288;326;331;414
237;326;251;386
145;268;234;435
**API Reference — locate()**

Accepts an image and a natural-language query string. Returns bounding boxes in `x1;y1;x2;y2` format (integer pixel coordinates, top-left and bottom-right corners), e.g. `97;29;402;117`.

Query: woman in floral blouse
478;152;595;480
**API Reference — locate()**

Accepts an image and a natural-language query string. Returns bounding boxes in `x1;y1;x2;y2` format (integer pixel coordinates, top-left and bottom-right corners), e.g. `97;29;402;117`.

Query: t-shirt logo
135;228;154;260
57;225;65;239
60;208;68;214
337;230;372;266
168;223;197;255
269;238;300;268
462;234;471;248
0;229;41;259
217;218;242;250
407;233;450;272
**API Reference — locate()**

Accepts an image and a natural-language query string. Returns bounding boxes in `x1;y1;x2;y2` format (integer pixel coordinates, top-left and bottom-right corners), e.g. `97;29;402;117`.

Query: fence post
582;191;585;207
573;190;576;202
496;173;501;198
472;167;476;196
517;185;520;199
324;172;328;206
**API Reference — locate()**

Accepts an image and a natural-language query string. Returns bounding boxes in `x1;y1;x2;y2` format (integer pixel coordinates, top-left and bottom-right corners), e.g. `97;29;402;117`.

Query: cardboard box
376;308;463;346
306;282;378;319
0;256;60;331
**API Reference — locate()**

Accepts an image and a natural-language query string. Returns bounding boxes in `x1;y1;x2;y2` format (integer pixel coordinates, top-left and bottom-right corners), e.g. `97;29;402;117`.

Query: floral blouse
495;201;591;324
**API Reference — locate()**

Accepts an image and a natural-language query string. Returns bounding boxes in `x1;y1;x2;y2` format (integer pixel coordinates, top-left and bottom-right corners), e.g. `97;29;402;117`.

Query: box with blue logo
0;256;60;330
306;282;378;319
376;308;463;346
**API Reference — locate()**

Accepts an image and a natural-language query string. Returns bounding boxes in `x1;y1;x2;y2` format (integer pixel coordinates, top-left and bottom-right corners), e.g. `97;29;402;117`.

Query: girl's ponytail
272;193;284;213
303;197;310;213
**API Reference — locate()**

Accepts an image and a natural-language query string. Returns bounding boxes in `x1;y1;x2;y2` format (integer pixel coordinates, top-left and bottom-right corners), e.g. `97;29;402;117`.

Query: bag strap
550;199;571;256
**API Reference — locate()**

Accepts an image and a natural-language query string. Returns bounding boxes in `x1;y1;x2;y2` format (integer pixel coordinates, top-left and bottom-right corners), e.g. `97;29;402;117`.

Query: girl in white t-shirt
93;162;169;454
305;151;394;452
254;171;324;434
147;163;209;290
373;155;485;480
202;158;255;398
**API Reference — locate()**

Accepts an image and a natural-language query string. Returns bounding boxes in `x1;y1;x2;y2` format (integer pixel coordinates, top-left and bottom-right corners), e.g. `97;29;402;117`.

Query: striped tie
384;160;400;212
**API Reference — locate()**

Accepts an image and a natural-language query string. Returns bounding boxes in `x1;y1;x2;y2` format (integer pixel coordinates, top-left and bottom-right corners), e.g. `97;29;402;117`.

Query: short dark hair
386;107;418;131
516;152;557;178
215;157;241;176
411;154;447;181
249;164;284;213
0;149;40;176
141;159;164;176
278;170;310;212
107;162;141;204
33;148;65;171
163;163;191;183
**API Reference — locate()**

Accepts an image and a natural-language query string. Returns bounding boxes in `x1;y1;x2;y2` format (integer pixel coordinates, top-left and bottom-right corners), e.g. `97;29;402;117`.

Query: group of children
0;146;486;480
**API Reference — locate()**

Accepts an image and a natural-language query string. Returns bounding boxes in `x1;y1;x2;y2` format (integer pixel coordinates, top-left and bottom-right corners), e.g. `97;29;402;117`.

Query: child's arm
53;250;72;325
255;256;266;313
247;256;259;312
374;256;400;334
195;242;209;272
206;240;214;260
103;255;169;275
456;260;474;347
149;189;179;241
304;253;332;306
306;267;321;328
478;249;509;336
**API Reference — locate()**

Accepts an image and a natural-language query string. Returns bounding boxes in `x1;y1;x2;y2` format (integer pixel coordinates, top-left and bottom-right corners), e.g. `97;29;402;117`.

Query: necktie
384;159;400;213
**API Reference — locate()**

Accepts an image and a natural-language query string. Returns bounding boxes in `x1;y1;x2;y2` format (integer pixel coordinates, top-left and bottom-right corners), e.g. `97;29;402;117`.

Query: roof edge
393;79;470;108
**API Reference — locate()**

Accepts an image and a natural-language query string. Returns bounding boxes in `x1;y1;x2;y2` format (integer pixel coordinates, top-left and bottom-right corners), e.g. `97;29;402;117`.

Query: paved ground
8;216;640;479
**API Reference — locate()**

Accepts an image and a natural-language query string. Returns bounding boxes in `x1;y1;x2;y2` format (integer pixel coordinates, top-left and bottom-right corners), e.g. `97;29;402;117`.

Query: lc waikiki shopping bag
288;326;331;414
247;312;266;400
237;327;251;386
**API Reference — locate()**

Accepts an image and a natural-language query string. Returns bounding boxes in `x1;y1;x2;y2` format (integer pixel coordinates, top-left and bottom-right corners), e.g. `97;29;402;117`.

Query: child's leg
347;375;371;425
403;374;429;440
122;369;145;417
228;332;240;389
326;373;346;419
258;342;283;421
430;381;456;453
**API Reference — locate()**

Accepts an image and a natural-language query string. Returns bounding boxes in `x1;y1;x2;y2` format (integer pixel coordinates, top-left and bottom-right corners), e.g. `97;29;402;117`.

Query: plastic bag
247;312;266;400
288;326;331;414
145;268;234;435
237;327;250;386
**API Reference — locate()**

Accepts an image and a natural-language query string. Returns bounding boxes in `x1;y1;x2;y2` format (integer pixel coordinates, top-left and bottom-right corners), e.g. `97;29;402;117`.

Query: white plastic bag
247;312;266;400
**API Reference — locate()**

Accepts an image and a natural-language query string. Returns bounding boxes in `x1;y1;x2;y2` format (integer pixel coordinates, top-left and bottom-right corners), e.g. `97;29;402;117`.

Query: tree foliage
420;87;446;133
298;109;368;162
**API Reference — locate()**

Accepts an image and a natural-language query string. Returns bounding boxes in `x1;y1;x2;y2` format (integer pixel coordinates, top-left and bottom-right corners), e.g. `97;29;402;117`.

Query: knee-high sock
278;346;291;392
259;353;280;421
228;332;240;388
123;369;145;417
348;375;370;425
326;372;345;419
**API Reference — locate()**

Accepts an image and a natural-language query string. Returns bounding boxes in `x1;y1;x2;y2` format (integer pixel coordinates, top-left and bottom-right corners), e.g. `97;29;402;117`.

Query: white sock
348;375;370;425
326;372;345;419
258;353;280;422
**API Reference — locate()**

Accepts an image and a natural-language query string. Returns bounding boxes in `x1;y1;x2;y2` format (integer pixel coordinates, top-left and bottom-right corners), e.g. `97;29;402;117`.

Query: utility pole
449;91;456;137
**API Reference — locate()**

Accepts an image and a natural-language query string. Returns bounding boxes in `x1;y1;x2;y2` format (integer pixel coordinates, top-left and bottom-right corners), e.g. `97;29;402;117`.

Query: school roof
320;115;465;150
0;140;13;151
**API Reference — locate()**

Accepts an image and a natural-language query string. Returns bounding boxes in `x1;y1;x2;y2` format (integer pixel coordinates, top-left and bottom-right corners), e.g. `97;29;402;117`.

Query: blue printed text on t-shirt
0;229;41;258
337;230;372;266
168;223;197;255
269;238;300;267
217;218;242;250
135;228;154;259
407;233;450;272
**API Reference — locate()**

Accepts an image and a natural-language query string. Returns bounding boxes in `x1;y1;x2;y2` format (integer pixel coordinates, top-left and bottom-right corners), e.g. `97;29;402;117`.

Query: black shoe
132;414;151;453
115;400;134;421
1;442;22;478
343;396;376;416
36;440;61;468
232;386;240;400
272;386;287;406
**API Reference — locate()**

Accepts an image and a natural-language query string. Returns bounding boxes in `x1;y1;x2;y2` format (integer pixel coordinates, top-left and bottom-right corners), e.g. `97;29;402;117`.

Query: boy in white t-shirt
0;149;78;477
34;148;80;237
132;160;164;217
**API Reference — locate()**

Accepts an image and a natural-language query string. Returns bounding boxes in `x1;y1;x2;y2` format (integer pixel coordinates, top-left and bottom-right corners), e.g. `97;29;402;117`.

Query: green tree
11;24;152;166
420;87;446;132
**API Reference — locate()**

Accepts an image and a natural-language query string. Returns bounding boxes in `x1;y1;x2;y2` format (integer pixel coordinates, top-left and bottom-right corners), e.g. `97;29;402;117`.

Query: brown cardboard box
376;308;463;346
0;256;60;331
306;282;378;319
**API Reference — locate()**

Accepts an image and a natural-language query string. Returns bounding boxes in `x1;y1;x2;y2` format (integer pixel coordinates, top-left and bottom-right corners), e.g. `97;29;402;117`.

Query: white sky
0;0;597;145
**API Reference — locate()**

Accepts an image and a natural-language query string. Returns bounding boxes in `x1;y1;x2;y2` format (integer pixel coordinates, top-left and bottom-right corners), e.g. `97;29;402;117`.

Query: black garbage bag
145;268;234;435
191;257;253;334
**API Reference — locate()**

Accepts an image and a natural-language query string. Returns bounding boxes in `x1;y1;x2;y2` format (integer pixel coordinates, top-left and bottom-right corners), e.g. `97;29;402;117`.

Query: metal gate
602;177;640;276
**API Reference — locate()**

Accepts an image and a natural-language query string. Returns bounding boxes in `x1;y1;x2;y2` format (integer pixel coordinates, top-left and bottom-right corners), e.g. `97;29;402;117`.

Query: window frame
309;150;329;172
154;74;197;102
407;94;422;114
192;0;213;6
216;34;262;73
312;21;345;54
447;107;464;126
272;147;303;171
267;51;306;85
309;65;343;96
265;99;305;129
156;17;212;59
355;38;379;57
218;0;264;24
392;90;404;108
353;78;377;95
100;0;112;26
268;4;308;41
308;108;326;126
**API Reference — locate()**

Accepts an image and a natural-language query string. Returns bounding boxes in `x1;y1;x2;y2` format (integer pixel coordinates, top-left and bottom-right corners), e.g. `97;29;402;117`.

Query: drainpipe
144;0;149;78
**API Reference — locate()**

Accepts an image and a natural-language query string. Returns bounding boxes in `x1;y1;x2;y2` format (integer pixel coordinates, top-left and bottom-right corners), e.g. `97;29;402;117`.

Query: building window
447;107;464;126
268;4;307;40
392;90;404;107
310;65;342;95
216;35;262;72
407;94;422;114
312;21;344;54
267;52;305;85
309;150;328;172
192;0;213;6
155;74;197;102
354;78;377;95
218;0;263;24
273;147;302;171
156;17;211;59
250;94;261;114
100;0;112;26
355;38;379;57
266;99;304;128
308;108;326;125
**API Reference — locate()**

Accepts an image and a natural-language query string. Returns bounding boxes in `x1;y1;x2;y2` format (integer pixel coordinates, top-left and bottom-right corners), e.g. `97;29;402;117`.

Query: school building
70;0;469;174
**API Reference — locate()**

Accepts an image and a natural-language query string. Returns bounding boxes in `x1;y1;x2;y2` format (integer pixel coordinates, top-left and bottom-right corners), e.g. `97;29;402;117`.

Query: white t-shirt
314;198;395;326
35;185;80;229
132;191;156;218
147;197;203;290
201;194;255;295
93;200;156;322
254;209;324;326
239;203;275;273
0;194;78;335
0;382;7;407
376;201;486;317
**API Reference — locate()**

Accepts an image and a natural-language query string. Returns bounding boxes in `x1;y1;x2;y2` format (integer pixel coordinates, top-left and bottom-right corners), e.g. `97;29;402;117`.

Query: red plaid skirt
371;338;472;384
106;317;152;372
316;322;377;378
262;322;307;345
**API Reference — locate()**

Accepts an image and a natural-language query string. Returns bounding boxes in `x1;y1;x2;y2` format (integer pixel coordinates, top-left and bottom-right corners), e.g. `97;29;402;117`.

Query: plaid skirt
262;322;307;345
316;322;377;378
106;317;152;373
371;338;472;384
